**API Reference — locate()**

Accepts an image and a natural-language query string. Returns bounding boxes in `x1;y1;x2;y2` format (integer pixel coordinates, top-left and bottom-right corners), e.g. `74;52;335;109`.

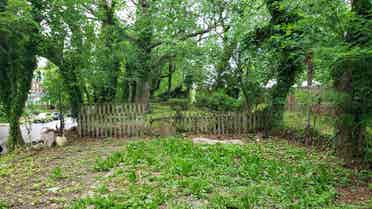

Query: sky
37;57;48;68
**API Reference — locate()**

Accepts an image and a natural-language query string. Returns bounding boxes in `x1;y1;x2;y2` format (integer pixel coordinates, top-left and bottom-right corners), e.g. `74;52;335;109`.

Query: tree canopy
0;0;371;162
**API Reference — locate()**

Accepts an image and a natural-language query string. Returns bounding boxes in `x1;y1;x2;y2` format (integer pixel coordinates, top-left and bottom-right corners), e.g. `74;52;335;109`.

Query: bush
0;106;6;123
163;98;189;111
195;90;242;112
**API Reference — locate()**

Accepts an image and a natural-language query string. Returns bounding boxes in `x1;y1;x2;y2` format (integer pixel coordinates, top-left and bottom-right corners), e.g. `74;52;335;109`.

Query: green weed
49;167;65;180
69;138;356;209
0;200;8;209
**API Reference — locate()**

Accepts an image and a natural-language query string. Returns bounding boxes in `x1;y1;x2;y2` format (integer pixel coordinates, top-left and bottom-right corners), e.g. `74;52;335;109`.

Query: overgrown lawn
70;138;368;209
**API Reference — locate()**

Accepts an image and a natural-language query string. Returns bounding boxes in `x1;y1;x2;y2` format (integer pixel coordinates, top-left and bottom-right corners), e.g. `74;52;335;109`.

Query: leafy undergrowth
69;138;371;209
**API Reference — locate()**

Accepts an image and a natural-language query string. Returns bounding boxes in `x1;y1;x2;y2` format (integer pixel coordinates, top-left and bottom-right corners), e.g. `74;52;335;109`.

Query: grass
69;138;369;209
0;201;8;209
0;137;370;208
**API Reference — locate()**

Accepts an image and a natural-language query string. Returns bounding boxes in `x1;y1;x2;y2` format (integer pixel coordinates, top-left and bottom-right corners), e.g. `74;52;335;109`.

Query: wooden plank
78;107;83;137
97;105;100;138
222;113;225;135
100;104;104;138
104;104;108;138
87;107;92;138
248;113;252;131
84;108;88;137
253;112;256;131
128;113;132;137
216;114;219;135
218;113;222;135
120;104;124;138
234;113;237;134
109;104;113;138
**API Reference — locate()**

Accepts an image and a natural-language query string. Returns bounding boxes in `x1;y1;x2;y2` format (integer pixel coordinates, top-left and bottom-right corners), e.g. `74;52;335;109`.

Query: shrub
195;90;243;112
0;106;6;123
164;98;189;111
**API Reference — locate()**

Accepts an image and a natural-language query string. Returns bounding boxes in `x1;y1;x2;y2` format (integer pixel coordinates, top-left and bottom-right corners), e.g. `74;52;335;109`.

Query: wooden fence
78;103;148;138
78;103;266;138
149;112;265;135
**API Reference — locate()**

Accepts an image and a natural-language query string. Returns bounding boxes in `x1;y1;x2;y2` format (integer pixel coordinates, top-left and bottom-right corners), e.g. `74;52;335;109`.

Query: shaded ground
0;137;371;209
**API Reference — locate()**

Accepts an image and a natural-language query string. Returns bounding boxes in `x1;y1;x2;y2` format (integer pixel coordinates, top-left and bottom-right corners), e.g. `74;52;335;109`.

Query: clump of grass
49;167;65;180
95;152;125;172
70;137;353;209
0;200;9;209
95;184;109;194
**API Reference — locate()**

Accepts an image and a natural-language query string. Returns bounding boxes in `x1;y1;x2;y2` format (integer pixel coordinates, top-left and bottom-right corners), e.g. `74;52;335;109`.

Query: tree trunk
271;51;302;127
135;81;151;104
332;0;371;162
127;81;137;103
7;115;24;149
167;63;175;99
122;80;130;102
59;64;83;118
305;51;314;144
215;39;237;89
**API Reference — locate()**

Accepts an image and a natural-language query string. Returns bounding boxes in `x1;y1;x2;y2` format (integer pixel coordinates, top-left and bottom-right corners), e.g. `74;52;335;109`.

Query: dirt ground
0;138;138;209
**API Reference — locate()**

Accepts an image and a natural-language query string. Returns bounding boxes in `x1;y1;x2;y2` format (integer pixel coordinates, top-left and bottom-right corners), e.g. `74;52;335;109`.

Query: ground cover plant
0;137;370;208
69;138;371;209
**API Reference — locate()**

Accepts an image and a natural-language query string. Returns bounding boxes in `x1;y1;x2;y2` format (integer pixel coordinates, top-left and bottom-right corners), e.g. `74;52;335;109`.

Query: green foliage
70;138;353;208
163;98;189;111
195;90;243;112
329;0;372;161
331;53;372;161
0;0;39;148
0;200;8;209
49;167;65;180
0;105;6;123
41;65;70;112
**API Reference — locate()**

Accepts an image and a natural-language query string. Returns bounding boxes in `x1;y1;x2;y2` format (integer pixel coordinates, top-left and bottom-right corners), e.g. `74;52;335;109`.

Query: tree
331;0;372;161
248;0;305;126
29;0;93;117
0;0;39;149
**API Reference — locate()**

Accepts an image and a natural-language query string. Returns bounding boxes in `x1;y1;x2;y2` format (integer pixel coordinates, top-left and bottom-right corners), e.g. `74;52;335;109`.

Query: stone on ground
192;137;244;145
56;136;68;147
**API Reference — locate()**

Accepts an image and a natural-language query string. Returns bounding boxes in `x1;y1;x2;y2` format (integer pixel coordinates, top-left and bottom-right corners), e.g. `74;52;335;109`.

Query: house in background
27;70;45;106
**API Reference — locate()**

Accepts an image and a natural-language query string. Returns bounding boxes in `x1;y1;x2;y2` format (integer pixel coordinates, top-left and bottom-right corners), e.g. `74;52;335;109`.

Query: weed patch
70;138;359;209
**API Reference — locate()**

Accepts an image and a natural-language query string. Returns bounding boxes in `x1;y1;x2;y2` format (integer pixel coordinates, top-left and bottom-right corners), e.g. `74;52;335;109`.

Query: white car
33;113;50;123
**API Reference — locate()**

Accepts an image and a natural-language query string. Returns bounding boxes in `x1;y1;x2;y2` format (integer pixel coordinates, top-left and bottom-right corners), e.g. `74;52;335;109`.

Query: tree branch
149;25;220;49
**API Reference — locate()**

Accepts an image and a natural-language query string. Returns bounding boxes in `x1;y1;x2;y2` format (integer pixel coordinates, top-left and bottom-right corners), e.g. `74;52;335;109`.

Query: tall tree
248;0;304;126
332;0;372;160
29;0;91;117
0;0;39;148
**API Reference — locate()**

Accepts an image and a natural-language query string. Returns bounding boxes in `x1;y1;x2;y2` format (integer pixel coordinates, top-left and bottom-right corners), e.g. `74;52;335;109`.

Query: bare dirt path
0;138;132;209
